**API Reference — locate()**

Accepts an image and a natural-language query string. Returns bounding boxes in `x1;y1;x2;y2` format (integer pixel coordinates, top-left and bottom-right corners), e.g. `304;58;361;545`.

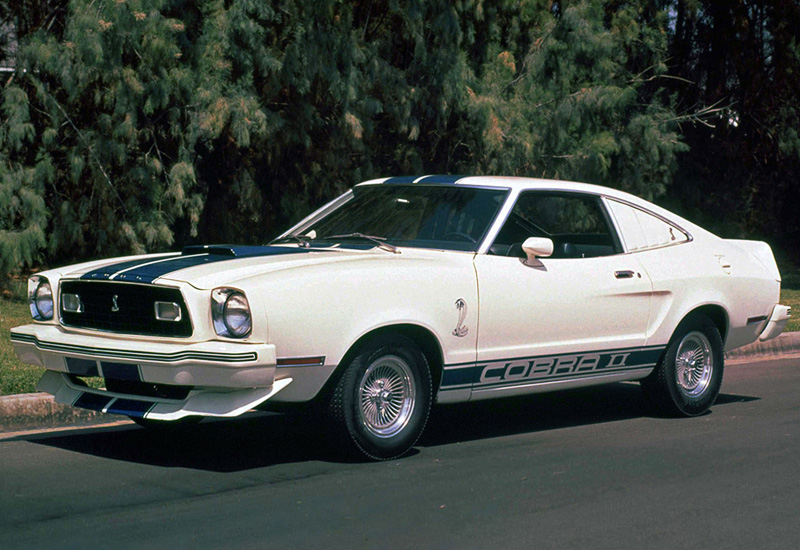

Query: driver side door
471;191;656;398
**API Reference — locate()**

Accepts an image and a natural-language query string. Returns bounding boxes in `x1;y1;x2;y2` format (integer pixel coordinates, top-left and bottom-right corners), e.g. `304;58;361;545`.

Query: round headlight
31;278;54;320
223;293;252;337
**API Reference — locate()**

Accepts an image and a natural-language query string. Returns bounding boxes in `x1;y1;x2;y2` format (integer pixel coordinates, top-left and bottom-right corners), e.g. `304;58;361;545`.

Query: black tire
328;334;432;460
642;314;724;417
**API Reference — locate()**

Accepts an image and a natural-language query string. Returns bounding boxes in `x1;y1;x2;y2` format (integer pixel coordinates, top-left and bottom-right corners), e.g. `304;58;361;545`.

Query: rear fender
724;240;781;282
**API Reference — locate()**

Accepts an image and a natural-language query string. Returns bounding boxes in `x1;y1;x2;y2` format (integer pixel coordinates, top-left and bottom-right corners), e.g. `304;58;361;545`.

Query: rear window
606;199;689;252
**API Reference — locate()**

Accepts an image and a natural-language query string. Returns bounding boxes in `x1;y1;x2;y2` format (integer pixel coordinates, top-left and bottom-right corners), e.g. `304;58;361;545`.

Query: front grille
60;280;193;337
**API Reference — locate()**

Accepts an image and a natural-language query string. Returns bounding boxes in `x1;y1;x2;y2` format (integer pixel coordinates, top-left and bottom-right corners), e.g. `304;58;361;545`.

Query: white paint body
10;177;790;419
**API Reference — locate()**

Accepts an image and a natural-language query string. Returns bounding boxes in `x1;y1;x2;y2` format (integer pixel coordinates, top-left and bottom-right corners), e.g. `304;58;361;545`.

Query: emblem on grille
111;294;120;312
452;298;468;337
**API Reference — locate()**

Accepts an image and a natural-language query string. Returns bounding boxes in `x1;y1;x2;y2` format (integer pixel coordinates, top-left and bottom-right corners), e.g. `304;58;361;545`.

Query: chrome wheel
358;355;415;438
675;331;714;397
641;314;723;417
329;335;432;460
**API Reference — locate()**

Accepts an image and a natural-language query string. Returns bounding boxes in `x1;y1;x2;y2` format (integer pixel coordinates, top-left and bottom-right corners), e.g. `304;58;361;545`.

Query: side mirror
521;237;553;265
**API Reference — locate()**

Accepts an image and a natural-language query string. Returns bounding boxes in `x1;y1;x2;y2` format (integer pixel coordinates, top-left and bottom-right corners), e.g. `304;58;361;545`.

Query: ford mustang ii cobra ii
11;176;791;459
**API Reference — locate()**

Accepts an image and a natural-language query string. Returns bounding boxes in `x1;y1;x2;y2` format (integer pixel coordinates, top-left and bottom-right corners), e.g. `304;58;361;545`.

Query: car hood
61;245;453;290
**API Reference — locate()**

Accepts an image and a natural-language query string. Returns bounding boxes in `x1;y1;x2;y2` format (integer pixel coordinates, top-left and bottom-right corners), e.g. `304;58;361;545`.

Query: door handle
615;270;635;279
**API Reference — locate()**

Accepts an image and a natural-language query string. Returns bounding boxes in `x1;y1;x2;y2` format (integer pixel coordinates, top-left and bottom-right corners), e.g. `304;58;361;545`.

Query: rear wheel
329;334;432;460
642;314;724;417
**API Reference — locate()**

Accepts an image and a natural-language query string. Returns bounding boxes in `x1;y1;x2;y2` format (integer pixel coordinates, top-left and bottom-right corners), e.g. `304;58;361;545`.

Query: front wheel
642;314;724;417
328;335;432;460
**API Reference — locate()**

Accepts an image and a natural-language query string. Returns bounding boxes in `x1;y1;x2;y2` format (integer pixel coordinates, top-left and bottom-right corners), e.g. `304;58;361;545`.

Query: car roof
359;175;643;203
356;175;709;239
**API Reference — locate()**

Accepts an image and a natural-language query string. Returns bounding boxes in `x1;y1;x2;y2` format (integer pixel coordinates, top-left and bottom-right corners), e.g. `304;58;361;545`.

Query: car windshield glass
292;185;509;252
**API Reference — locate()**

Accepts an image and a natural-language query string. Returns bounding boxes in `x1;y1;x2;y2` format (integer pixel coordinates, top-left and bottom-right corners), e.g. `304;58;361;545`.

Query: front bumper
11;323;290;420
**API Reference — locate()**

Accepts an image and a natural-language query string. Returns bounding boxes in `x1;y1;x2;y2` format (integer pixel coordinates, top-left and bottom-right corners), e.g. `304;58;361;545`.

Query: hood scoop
182;245;244;257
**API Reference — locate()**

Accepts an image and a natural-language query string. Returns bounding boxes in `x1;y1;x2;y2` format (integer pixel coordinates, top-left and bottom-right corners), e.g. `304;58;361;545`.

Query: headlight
29;276;54;321
211;288;252;338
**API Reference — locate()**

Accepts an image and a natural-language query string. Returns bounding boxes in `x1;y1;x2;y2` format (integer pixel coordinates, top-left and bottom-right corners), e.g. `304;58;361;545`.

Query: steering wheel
444;231;477;243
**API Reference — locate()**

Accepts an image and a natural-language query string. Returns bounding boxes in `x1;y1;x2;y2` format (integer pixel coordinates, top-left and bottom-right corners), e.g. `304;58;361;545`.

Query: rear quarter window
606;199;689;252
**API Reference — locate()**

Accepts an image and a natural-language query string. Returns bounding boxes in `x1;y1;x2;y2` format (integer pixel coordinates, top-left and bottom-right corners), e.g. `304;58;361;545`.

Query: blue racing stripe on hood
83;245;315;284
82;256;178;281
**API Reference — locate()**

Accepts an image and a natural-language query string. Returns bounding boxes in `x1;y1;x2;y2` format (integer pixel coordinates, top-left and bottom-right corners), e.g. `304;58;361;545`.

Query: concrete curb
0;392;127;434
2;332;799;435
724;331;800;361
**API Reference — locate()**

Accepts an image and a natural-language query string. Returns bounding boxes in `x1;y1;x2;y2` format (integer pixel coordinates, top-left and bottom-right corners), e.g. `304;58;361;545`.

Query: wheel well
685;305;729;343
333;325;445;397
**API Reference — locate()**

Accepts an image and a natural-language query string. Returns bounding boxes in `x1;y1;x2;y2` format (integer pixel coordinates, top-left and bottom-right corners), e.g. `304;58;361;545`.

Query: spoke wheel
675;331;714;398
642;314;724;417
329;334;432;461
358;356;415;438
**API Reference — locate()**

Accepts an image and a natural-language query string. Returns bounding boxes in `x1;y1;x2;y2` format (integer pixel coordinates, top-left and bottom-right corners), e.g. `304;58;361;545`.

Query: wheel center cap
371;387;393;408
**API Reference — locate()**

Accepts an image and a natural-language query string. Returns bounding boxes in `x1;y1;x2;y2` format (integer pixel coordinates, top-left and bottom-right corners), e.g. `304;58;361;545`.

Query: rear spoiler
724;240;781;281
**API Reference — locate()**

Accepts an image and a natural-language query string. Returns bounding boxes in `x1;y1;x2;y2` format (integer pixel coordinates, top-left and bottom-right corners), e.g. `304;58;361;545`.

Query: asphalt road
2;358;798;550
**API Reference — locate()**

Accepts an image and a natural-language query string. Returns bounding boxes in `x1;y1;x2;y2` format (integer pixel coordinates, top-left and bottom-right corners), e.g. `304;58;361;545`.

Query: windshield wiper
321;232;400;254
270;235;311;248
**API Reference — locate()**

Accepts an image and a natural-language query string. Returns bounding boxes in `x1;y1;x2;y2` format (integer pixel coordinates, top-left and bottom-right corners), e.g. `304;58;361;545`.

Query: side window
490;192;621;258
606;199;689;252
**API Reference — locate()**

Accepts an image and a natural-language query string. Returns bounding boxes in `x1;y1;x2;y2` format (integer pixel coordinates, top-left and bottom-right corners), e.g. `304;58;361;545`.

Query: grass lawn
0;300;44;395
1;289;798;397
781;288;800;333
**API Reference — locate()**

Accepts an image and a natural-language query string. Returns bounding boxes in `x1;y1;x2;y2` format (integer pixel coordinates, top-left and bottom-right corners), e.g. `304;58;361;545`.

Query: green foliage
0;0;687;275
1;0;199;272
0;299;44;395
467;0;686;200
665;0;800;253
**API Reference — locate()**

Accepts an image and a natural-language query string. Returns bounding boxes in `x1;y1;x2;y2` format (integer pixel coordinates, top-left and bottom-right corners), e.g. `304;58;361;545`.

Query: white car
11;175;791;459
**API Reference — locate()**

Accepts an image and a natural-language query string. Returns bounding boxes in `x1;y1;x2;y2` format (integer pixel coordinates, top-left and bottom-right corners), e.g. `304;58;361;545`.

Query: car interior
489;192;620;259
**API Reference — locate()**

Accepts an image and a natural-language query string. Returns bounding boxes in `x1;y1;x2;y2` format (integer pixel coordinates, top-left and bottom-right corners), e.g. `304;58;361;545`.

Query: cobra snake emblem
452;298;468;337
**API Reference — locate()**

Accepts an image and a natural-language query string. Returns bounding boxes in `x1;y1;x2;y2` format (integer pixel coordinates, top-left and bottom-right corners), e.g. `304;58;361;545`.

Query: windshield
288;185;509;252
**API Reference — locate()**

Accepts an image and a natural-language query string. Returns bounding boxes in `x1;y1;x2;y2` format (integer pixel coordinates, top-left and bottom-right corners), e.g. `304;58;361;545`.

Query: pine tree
667;0;800;254
2;0;199;273
1;0;694;277
466;0;686;201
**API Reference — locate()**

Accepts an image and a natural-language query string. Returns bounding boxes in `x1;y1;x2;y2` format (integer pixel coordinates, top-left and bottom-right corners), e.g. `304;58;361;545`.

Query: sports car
11;175;791;459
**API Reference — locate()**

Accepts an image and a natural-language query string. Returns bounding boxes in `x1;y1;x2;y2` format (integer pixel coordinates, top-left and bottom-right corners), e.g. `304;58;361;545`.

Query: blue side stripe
441;366;475;387
441;346;665;389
